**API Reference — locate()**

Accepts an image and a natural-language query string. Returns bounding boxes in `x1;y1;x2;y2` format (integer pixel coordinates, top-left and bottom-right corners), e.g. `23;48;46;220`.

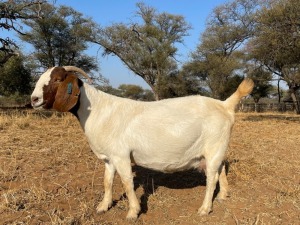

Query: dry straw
0;111;299;224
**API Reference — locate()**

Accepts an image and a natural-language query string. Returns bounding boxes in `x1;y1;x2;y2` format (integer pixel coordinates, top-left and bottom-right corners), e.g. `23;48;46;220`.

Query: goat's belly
130;130;206;172
131;153;202;173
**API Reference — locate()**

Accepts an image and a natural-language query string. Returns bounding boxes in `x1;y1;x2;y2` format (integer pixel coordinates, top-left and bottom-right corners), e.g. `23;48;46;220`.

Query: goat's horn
63;66;93;84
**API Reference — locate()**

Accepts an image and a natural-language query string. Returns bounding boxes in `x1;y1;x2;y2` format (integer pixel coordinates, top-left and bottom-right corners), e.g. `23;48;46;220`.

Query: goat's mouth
32;101;46;109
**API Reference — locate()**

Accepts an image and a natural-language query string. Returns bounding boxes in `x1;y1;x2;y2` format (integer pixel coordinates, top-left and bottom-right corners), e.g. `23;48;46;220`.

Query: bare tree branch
0;0;47;65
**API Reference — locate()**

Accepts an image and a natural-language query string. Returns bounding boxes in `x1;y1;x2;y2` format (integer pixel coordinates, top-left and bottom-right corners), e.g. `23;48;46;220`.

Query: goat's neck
73;83;115;131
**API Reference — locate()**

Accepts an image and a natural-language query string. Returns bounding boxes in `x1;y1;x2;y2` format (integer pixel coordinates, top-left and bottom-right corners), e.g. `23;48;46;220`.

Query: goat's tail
224;78;254;111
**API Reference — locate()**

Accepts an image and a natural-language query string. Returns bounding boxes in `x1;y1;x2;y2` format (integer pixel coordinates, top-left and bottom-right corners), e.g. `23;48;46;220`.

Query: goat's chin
32;102;46;110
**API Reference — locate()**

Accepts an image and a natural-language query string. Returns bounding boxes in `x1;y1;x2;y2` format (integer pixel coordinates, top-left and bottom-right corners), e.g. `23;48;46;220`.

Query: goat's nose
31;96;39;105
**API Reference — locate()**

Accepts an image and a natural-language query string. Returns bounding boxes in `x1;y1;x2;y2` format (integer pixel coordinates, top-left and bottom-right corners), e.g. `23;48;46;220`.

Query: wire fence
238;102;298;113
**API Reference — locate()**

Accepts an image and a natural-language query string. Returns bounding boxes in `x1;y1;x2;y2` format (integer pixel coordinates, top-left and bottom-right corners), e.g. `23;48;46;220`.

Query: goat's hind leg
199;160;229;203
198;164;220;215
216;162;229;201
97;161;115;213
198;156;227;216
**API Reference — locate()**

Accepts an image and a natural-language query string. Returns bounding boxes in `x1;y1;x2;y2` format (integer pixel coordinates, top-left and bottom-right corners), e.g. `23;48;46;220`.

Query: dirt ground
0;111;299;225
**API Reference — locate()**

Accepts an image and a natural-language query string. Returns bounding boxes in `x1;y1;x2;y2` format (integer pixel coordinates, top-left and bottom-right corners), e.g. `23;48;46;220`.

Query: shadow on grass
131;163;230;215
132;166;206;214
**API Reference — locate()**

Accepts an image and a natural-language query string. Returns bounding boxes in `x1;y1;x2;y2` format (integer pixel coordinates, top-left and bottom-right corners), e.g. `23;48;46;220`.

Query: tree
185;0;259;100
118;84;156;100
246;66;272;103
186;51;244;99
20;3;98;74
249;0;300;113
180;59;210;96
0;0;46;65
97;83;155;101
118;84;144;99
91;2;191;100
0;53;32;96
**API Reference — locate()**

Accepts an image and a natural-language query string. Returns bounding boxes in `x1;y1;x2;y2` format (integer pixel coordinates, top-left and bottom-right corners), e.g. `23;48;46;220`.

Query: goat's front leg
97;161;115;213
113;158;140;220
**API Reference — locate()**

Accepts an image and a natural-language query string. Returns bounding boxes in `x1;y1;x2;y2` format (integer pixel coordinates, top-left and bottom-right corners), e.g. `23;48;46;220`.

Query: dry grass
0;111;299;224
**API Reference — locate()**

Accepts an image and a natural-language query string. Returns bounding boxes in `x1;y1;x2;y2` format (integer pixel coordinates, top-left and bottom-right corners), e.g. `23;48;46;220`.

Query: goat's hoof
126;208;140;220
126;213;138;221
216;198;225;204
96;201;112;213
197;206;212;216
216;191;230;203
216;195;227;203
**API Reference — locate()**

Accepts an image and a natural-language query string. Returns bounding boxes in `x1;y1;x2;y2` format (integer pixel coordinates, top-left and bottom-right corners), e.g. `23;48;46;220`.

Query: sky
4;0;228;89
54;0;229;88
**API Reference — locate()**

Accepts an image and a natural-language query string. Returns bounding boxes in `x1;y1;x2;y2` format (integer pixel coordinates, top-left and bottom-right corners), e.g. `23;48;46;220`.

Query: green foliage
20;3;98;73
118;84;144;99
97;84;155;101
0;94;31;107
91;2;191;100
222;75;245;100
0;53;32;96
249;0;300;112
3;0;300;109
247;67;273;103
184;0;259;100
250;0;300;74
0;0;46;65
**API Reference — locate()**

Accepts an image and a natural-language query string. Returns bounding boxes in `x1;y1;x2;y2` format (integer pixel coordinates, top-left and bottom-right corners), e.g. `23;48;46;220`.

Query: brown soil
0;111;299;225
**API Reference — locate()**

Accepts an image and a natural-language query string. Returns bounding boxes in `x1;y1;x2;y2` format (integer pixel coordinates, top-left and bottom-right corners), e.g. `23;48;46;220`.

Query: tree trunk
254;99;259;113
153;91;160;101
277;79;281;103
254;103;258;112
289;87;300;114
145;80;160;101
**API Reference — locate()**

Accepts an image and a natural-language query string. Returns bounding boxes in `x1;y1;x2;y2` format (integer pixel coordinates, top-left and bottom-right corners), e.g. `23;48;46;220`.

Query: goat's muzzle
31;96;45;109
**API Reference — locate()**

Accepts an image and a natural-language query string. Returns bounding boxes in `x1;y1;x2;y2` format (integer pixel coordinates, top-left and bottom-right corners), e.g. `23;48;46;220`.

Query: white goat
31;66;254;219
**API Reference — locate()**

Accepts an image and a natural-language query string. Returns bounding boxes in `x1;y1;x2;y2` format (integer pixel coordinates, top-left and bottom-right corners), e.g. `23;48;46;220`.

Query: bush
0;94;31;107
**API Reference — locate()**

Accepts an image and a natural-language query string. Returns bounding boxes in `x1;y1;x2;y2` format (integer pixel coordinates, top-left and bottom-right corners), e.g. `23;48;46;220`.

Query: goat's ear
53;74;80;112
